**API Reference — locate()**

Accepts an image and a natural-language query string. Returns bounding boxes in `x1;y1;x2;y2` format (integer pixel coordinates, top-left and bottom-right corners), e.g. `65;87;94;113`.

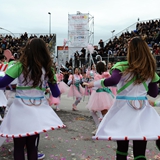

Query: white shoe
92;129;97;135
98;118;103;122
56;108;61;111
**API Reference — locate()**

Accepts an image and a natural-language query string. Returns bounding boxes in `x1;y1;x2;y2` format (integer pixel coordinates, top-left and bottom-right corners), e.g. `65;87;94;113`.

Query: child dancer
3;57;45;159
107;62;117;96
57;72;69;95
48;72;69;111
84;62;115;135
0;55;10;121
0;38;66;160
0;90;7;121
85;37;160;160
86;64;96;82
86;64;96;96
67;67;84;111
82;72;90;97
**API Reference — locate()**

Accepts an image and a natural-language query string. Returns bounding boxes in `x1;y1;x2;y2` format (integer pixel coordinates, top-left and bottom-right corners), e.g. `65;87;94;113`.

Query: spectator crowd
0;32;54;59
66;19;160;69
1;19;160;72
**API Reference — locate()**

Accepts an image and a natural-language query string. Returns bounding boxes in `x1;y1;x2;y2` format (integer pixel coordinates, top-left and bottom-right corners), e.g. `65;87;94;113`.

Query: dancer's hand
148;100;154;107
45;88;50;93
83;82;94;88
83;82;88;86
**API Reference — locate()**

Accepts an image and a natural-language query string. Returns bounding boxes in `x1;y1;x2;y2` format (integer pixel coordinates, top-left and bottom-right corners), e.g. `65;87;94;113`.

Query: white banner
68;13;89;50
57;46;69;65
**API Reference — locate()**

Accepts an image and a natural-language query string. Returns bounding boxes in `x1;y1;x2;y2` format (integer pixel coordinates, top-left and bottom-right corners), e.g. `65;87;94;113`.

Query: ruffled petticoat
58;81;69;94
109;87;117;96
84;86;92;96
67;85;84;98
86;90;115;111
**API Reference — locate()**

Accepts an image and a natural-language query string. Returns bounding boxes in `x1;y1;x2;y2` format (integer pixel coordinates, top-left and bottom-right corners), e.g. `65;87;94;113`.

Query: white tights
90;110;103;128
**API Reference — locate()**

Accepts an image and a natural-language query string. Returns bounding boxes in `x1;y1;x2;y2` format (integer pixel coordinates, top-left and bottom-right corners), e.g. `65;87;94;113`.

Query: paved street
1;94;160;160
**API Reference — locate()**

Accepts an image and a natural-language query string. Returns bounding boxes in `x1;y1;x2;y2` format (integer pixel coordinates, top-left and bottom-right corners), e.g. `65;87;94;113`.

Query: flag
0;63;8;72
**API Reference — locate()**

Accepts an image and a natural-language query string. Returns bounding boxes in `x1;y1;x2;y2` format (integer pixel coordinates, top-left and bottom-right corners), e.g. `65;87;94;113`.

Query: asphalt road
1;94;160;160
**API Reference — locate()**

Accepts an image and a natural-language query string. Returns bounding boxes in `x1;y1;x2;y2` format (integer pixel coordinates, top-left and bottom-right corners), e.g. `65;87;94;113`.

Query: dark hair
96;62;105;75
19;38;55;88
0;54;5;60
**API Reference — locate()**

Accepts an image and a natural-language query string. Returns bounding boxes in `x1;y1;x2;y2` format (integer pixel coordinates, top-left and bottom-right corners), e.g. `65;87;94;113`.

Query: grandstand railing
70;56;160;73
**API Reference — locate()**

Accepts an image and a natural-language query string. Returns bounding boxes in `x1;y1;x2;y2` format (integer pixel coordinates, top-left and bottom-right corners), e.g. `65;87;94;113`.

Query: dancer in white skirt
84;37;160;160
0;88;7;121
0;73;7;108
0;38;66;160
0;71;7;121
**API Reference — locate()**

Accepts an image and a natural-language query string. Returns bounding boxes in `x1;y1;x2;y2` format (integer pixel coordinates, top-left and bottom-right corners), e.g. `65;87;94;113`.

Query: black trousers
116;140;147;160
14;134;39;160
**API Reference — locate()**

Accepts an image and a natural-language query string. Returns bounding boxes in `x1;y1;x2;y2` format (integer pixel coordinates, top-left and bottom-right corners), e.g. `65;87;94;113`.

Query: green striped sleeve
50;67;57;83
152;73;160;83
110;61;128;75
101;79;105;88
5;62;22;78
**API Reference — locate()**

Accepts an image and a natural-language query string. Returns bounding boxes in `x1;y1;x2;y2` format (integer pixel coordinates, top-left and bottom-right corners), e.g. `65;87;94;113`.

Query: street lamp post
48;12;51;35
0;27;15;37
111;30;115;40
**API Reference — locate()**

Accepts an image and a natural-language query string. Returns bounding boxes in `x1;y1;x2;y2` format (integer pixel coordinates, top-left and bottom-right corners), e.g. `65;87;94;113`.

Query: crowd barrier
70;55;160;73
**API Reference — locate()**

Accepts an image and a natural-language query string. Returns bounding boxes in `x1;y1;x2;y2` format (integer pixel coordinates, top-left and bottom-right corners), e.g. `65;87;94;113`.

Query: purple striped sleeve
0;75;15;88
103;69;121;86
103;69;158;98
48;82;60;98
148;82;158;98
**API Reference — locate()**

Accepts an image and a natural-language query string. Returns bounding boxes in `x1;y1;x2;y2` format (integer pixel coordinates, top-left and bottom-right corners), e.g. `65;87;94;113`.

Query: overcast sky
0;0;160;46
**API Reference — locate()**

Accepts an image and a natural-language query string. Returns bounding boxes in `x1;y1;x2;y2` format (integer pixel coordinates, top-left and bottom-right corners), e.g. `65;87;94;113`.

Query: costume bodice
110;61;159;97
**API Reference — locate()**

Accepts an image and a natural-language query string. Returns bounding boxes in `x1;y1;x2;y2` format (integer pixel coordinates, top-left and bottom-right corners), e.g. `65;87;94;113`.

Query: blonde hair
123;37;156;84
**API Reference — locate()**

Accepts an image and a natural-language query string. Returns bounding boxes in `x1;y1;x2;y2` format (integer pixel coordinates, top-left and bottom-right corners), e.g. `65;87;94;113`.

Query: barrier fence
69;55;160;74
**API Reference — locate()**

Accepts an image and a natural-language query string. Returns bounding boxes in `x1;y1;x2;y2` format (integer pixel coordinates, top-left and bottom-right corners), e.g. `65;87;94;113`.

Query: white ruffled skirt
93;99;160;141
0;97;66;138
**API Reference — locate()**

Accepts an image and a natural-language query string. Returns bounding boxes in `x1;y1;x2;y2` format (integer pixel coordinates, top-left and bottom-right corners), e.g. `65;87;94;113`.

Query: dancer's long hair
123;37;156;84
19;38;55;88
